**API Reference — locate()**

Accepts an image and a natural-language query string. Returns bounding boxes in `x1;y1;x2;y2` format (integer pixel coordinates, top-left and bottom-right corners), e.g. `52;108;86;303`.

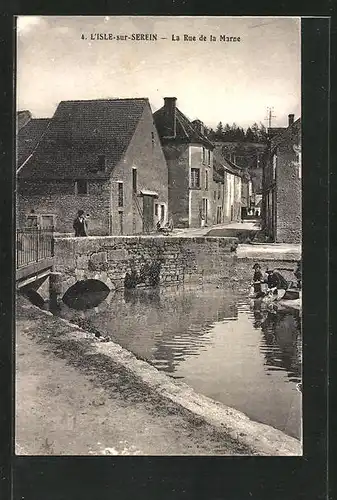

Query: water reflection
122;287;239;373
56;285;302;438
259;308;302;383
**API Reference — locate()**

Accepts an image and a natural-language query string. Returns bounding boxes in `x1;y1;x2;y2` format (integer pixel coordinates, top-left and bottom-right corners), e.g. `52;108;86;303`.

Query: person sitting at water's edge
73;210;88;237
265;268;289;297
252;263;265;298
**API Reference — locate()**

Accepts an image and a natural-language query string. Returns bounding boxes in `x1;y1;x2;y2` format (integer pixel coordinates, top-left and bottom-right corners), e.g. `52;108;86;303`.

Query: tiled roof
17;118;50;169
213;165;224;183
213;150;243;177
153;106;214;149
270;117;301;150
19;98;149;179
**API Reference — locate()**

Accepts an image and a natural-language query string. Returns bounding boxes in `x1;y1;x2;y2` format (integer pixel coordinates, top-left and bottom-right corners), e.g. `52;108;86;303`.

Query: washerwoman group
251;262;302;302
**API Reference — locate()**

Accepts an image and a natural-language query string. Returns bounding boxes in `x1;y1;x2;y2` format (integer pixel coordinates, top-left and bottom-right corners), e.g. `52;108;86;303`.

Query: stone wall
17;179;111;235
54;235;238;295
276;125;302;243
263;120;301;243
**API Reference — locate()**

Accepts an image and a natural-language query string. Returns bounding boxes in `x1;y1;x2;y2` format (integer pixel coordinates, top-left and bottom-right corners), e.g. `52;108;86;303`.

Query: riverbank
16;296;301;456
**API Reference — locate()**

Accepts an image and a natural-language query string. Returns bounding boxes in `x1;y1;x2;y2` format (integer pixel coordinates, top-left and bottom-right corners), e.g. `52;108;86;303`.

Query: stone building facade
212;153;243;224
17;99;168;236
262;114;301;243
153;98;214;228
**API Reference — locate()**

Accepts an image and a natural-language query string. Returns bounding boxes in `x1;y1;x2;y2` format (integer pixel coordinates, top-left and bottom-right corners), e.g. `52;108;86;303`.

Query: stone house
153;97;215;228
262;114;301;243
212;152;243;224
17;98;169;235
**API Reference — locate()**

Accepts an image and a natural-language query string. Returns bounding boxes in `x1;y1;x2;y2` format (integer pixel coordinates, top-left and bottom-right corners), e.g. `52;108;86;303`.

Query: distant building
17;98;169;235
240;168;253;219
153;97;214;228
262;114;301;243
212;152;244;224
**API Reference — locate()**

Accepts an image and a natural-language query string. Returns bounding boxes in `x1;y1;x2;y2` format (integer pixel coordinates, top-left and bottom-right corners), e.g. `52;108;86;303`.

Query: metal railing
16;227;55;269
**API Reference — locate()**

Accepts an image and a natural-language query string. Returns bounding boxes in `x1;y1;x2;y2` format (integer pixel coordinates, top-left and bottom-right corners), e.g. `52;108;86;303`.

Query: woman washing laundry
251;263;266;299
265;268;294;301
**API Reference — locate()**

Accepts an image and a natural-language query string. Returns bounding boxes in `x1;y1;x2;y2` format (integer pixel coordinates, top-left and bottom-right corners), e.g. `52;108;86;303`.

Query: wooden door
143;195;154;233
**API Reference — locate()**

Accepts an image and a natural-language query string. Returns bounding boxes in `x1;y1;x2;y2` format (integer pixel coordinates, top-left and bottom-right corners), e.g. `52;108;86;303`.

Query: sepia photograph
15;15;302;456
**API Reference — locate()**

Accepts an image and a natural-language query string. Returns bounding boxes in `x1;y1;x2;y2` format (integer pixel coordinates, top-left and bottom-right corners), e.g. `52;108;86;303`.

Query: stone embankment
53;235;301;298
16;296;302;456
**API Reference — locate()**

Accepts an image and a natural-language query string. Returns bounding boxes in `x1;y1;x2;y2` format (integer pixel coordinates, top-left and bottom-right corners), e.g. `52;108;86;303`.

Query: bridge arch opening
62;279;111;310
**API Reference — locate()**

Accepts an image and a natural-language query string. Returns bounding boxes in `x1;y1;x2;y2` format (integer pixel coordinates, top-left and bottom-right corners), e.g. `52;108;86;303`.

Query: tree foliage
206;122;268;144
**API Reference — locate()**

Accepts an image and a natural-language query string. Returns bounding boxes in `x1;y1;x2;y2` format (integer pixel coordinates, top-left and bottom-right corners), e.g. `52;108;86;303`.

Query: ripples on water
59;284;302;439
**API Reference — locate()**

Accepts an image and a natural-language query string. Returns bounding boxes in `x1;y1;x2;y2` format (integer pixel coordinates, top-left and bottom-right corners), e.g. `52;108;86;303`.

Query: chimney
192;119;205;136
163;97;177;137
288;114;294;126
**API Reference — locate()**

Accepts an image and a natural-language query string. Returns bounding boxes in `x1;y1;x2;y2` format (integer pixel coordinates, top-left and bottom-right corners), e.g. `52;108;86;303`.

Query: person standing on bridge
73;210;88;237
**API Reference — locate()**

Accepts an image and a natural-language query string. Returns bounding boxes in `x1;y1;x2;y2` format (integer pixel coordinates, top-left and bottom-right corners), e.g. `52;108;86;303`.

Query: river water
57;284;302;440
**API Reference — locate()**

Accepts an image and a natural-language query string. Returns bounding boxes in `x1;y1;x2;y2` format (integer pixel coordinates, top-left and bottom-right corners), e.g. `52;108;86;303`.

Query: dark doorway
143;195;154;233
119;211;124;235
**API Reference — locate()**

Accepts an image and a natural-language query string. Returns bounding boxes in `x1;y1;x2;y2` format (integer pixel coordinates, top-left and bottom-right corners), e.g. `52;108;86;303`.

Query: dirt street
16;297;254;456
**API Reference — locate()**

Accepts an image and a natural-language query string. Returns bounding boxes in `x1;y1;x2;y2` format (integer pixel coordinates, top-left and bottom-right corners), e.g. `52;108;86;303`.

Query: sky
16;16;301;129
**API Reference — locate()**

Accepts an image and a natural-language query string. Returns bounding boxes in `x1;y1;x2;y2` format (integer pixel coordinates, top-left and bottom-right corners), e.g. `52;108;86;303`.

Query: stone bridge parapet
53;235;239;295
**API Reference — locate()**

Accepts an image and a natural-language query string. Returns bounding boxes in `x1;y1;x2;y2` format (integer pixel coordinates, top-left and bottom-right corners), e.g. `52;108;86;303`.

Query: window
190;168;200;188
98;155;106;171
218;183;221;200
75;180;88;195
40;215;55;229
202;198;208;221
26;214;38;227
160;204;165;223
202;147;206;164
297;151;302;179
214;190;217;201
272;154;277;180
154;204;159;216
26;214;55;229
132;168;137;193
208;150;211;166
205;169;209;190
117;182;124;207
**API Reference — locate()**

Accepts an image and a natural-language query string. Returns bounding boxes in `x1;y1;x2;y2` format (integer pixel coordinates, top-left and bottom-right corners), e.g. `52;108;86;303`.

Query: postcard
15;15;303;457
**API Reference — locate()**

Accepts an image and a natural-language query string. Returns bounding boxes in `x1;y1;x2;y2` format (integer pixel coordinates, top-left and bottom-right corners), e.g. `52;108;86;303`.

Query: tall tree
215;121;224;140
223;123;232;140
245;127;255;142
258;122;268;143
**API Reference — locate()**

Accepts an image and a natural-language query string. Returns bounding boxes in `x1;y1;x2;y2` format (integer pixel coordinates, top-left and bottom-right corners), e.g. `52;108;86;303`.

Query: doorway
216;206;222;224
202;198;208;224
143;195;155;233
